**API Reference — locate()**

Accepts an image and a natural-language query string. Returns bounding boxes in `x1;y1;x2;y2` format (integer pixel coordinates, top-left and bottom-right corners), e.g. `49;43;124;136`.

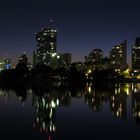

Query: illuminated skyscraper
35;27;57;67
84;49;103;70
110;41;127;70
132;38;140;74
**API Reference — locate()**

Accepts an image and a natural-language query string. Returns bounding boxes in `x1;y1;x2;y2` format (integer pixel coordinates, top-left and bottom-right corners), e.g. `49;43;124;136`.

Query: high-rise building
110;41;127;70
85;49;103;70
18;53;28;65
132;38;140;74
85;49;103;63
58;53;71;67
35;27;57;67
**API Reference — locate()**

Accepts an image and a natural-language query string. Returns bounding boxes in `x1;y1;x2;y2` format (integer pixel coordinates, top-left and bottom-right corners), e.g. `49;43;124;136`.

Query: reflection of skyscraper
85;85;103;112
110;41;127;70
132;83;140;124
110;84;127;120
32;94;59;136
35;27;57;67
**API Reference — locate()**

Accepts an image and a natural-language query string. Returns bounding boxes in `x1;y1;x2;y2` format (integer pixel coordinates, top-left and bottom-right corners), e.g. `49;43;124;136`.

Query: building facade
85;49;103;63
110;41;127;70
132;38;140;74
35;27;57;68
58;53;71;67
85;49;103;70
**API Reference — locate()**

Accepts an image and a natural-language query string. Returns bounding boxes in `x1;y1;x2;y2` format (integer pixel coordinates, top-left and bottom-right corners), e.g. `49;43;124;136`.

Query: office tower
35;27;57;67
58;53;71;66
85;49;103;63
132;38;140;74
84;49;103;70
18;53;28;65
110;40;127;70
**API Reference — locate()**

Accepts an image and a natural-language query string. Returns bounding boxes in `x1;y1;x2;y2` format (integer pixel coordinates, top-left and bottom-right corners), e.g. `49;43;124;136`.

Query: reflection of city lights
22;102;25;107
51;100;56;108
124;86;129;95
42;98;45;106
115;88;118;94
116;111;119;117
138;112;140;117
112;96;115;101
56;99;59;106
49;109;53;118
43;122;45;130
50;126;52;132
137;83;140;90
88;86;91;94
53;125;56;131
134;88;138;93
118;87;121;94
112;103;114;108
27;89;33;94
37;117;39;122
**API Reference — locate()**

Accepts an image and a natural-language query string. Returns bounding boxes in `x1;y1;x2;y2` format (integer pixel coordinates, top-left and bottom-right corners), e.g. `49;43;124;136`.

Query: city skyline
0;0;140;65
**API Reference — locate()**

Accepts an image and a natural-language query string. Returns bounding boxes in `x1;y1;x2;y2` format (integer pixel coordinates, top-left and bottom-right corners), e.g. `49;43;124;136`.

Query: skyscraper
132;38;140;74
85;49;103;63
110;41;127;70
35;27;57;66
58;53;72;67
84;49;103;70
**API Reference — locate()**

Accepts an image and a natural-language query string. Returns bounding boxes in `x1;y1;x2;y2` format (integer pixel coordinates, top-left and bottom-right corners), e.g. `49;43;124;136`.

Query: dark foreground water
0;83;140;140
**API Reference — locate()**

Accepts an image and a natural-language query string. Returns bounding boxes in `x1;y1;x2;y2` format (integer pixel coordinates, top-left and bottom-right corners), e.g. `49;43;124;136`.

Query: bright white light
51;100;56;108
56;99;59;106
57;55;60;59
52;53;57;57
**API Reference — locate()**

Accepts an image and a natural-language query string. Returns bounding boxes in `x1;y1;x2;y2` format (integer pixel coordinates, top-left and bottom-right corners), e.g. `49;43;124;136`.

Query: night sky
0;0;140;65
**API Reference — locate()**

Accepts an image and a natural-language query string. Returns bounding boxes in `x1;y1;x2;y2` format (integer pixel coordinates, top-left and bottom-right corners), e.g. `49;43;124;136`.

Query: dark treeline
0;63;139;90
0;63;86;88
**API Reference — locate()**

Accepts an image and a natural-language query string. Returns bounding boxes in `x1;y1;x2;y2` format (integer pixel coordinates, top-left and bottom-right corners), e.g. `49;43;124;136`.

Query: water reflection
132;83;140;124
0;83;140;139
33;94;57;135
32;88;71;139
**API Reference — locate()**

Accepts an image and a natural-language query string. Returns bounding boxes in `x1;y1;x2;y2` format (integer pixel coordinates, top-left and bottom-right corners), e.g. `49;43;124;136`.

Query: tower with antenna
35;19;58;68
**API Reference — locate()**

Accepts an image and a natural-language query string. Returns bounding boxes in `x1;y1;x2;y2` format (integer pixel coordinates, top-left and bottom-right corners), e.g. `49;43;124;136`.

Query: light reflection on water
0;83;140;140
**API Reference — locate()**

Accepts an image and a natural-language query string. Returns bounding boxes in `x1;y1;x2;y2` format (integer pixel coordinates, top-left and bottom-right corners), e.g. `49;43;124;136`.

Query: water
0;83;140;140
